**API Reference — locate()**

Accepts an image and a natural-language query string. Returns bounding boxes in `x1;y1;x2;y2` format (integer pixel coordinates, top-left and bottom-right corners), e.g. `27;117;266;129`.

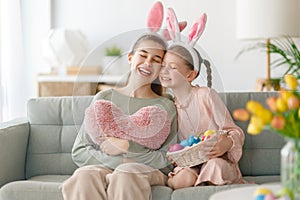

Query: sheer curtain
0;0;27;122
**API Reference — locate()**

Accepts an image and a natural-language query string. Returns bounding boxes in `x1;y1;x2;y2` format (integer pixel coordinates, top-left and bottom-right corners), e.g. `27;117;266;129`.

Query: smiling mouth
138;67;151;76
160;76;171;81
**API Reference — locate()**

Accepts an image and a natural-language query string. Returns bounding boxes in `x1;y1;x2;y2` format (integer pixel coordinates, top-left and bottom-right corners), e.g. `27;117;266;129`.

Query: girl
160;44;246;189
61;34;178;200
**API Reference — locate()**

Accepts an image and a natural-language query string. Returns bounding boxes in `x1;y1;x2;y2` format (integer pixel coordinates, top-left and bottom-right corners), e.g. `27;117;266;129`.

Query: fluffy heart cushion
84;100;171;150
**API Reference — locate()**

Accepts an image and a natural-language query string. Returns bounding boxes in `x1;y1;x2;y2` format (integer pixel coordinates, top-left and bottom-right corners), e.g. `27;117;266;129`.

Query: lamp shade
236;0;300;40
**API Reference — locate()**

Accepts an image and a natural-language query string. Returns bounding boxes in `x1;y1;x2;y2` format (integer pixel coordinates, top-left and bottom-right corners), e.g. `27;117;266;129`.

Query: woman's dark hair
130;34;167;96
168;45;212;88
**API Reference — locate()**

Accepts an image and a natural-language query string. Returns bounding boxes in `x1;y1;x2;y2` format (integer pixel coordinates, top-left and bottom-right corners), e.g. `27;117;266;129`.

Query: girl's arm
208;88;245;163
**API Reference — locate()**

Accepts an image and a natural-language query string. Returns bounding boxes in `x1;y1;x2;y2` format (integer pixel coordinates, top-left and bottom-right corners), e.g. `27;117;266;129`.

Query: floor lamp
236;0;300;91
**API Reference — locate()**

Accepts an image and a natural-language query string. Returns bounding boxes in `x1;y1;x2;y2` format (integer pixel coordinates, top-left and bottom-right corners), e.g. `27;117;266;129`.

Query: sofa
0;92;285;200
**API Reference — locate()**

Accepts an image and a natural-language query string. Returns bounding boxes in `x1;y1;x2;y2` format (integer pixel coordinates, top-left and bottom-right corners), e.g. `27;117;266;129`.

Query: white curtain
0;0;27;122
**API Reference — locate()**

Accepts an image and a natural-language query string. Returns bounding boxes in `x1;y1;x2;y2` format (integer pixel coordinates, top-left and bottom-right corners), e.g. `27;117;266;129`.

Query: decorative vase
281;138;300;199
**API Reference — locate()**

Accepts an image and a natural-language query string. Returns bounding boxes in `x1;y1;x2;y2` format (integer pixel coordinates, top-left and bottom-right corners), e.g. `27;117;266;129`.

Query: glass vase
281;138;300;200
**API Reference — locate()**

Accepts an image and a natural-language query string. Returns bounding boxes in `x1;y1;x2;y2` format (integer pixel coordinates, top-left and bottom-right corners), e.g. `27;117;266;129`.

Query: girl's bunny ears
166;8;207;72
146;2;187;41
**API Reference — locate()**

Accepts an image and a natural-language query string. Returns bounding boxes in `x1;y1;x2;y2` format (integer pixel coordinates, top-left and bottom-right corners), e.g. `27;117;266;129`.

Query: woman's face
159;52;193;89
128;40;165;84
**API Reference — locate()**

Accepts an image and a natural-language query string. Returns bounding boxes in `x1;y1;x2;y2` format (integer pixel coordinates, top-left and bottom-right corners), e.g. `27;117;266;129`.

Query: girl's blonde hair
168;45;212;88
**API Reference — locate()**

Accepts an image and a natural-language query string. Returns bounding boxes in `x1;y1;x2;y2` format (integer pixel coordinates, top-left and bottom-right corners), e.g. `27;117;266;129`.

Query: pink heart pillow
84;100;171;150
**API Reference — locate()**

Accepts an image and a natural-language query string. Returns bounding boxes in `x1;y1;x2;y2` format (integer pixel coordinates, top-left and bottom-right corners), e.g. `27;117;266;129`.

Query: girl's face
128;40;165;84
160;52;195;89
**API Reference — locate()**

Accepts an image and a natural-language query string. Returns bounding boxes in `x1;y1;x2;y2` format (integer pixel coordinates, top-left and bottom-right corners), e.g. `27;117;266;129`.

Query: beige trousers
61;163;167;200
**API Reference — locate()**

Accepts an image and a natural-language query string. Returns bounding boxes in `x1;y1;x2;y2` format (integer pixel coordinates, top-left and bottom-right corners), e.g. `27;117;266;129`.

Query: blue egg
187;135;195;146
180;140;189;147
193;136;201;144
255;195;265;200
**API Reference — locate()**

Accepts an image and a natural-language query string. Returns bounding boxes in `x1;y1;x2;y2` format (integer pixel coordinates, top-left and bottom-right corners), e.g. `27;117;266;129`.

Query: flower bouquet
233;74;300;200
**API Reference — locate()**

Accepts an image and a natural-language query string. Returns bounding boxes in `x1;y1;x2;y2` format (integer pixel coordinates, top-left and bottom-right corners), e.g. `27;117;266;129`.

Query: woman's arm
71;90;124;169
122;101;178;173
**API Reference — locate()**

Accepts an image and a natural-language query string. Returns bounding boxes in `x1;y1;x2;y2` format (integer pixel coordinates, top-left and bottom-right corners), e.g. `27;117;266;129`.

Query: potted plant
237;36;300;82
105;45;121;57
103;45;127;75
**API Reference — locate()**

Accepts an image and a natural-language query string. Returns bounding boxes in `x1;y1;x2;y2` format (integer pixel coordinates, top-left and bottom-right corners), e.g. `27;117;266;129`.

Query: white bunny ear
162;21;187;41
166;8;181;41
188;13;207;47
146;1;164;32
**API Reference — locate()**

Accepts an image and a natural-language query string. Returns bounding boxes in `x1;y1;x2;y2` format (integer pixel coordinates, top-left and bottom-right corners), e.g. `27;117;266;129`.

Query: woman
61;34;178;200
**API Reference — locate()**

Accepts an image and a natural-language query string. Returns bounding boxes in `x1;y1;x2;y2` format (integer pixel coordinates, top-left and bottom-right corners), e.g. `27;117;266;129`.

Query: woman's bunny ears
166;8;207;72
146;2;187;41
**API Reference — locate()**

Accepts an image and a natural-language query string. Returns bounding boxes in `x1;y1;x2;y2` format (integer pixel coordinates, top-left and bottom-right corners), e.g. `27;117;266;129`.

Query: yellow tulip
250;115;265;129
247;123;262;135
246;100;264;115
280;89;293;102
298;108;300;118
256;109;273;124
276;98;288;113
284;74;298;90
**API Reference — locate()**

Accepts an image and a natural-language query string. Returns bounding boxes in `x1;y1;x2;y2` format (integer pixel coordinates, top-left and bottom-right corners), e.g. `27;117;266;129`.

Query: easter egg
254;188;273;196
203;129;216;136
264;193;276;200
168;144;184;152
180;140;189;147
187;135;195;146
193;136;201;144
254;194;265;200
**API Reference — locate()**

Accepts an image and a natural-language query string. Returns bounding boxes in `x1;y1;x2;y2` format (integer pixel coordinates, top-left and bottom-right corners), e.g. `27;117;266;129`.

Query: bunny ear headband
144;2;187;43
166;8;207;72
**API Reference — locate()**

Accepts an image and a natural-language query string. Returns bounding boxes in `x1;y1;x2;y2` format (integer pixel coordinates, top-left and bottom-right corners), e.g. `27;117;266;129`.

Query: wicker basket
167;131;226;167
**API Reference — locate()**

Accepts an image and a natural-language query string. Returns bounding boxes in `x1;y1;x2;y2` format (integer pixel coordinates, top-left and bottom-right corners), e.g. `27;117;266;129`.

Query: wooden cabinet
37;74;127;97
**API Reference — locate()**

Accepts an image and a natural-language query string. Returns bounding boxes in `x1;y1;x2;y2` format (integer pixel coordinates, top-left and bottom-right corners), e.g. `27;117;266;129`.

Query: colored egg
187;135;196;146
254;188;273;196
254;194;265;200
264;193;276;200
180;139;189;147
168;144;184;152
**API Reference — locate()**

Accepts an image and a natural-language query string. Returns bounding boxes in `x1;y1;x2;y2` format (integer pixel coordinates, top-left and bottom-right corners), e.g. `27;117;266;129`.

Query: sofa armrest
0;118;30;187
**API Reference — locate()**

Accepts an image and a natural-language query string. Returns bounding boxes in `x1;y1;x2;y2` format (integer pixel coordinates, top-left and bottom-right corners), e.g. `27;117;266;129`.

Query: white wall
23;0;300;94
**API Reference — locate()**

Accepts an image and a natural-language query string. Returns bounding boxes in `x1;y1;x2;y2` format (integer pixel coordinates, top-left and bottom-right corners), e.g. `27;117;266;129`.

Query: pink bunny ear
146;2;164;32
166;8;181;41
163;21;187;40
188;13;207;46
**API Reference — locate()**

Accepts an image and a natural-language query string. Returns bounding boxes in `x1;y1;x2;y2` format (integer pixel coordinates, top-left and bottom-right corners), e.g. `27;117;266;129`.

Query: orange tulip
266;96;277;112
232;108;250;121
287;96;300;110
271;116;286;130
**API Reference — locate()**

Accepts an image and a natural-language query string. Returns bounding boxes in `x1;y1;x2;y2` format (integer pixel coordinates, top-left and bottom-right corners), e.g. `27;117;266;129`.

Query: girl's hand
100;137;129;156
200;134;233;159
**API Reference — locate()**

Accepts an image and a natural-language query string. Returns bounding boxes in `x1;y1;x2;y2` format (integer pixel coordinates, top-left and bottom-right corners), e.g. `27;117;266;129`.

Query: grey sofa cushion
218;92;285;176
26;96;93;178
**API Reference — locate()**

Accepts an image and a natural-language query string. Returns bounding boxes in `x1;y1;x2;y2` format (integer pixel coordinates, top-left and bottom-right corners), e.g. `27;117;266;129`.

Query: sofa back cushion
219;92;285;176
25;92;285;178
26;96;93;178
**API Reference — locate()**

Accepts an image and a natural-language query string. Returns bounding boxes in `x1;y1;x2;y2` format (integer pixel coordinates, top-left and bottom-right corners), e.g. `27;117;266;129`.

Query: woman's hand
100;137;129;156
200;134;233;159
